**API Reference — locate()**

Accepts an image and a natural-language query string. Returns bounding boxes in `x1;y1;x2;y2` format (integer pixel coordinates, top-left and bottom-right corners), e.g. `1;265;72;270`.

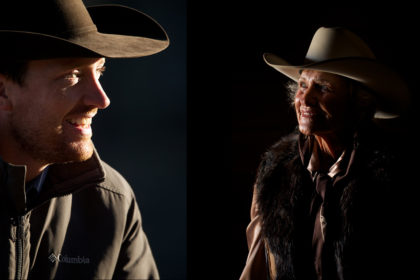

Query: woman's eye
299;81;307;89
320;85;332;92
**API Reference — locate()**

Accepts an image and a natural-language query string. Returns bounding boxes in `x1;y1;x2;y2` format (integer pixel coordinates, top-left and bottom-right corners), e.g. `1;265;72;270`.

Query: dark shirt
25;166;49;207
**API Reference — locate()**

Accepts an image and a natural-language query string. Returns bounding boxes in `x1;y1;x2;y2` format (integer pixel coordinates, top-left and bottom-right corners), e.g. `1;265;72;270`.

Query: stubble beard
9;115;94;165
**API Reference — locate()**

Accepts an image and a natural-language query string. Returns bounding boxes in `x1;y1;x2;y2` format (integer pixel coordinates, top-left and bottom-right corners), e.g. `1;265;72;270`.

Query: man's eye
96;66;106;78
98;66;106;74
63;71;82;86
65;71;81;80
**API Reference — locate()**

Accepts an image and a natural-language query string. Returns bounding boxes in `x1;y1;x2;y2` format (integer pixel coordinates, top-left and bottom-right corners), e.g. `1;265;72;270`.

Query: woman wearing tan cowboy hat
240;27;416;280
0;0;169;279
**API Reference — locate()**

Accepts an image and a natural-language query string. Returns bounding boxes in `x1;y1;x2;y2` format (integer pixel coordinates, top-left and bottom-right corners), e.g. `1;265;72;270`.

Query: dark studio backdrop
83;1;186;279
221;1;419;279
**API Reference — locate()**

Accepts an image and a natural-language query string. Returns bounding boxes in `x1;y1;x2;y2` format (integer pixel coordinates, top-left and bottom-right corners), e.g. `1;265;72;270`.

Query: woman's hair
285;80;298;106
0;59;28;85
284;77;377;121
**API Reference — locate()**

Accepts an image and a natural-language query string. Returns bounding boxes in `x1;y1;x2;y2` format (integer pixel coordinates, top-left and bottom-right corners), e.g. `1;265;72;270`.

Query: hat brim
264;53;411;119
0;5;169;59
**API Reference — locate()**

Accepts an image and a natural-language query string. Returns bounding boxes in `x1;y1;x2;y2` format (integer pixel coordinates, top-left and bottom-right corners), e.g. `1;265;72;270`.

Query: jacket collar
0;158;27;215
0;147;105;214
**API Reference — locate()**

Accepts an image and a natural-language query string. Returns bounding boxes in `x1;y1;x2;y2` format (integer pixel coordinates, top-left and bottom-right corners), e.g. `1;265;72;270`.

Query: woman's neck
314;131;352;161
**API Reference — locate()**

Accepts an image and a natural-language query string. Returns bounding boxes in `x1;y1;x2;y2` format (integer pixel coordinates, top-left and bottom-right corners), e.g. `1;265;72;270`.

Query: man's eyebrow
51;58;106;80
59;58;106;69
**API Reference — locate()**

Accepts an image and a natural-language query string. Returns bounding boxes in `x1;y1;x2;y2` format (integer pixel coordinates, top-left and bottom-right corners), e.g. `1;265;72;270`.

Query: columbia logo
48;253;90;264
48;253;58;263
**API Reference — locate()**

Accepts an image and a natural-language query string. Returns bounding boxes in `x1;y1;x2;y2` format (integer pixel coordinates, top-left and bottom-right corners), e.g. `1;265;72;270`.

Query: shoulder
265;132;299;160
356;121;401;168
257;131;300;175
255;131;302;190
96;160;136;201
353;121;410;186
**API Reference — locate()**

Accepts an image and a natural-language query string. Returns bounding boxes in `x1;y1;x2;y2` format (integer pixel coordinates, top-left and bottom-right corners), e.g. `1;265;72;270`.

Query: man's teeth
67;118;92;126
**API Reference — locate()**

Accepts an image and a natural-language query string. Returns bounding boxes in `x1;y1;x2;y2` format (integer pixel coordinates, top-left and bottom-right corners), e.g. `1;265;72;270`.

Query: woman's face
295;69;353;137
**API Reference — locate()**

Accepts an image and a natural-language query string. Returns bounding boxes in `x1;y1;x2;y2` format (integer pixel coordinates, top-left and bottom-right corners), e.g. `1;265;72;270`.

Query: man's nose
83;78;110;109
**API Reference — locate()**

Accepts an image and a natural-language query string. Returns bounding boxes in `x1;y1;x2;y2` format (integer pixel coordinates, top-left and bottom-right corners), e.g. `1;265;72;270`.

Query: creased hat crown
305;27;376;63
1;0;97;38
0;0;169;59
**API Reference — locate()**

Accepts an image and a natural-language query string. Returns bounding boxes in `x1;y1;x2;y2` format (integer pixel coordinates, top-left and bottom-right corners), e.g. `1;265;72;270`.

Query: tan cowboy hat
0;0;169;59
263;27;410;118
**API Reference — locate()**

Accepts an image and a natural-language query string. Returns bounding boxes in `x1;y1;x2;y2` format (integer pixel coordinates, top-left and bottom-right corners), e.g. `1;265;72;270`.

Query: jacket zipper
14;216;25;280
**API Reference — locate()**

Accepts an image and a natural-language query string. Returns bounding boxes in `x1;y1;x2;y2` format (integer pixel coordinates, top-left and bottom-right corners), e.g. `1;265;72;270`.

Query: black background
188;1;418;279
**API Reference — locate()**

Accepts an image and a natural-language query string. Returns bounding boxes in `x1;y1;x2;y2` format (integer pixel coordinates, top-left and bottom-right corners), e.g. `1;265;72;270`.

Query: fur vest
255;125;414;280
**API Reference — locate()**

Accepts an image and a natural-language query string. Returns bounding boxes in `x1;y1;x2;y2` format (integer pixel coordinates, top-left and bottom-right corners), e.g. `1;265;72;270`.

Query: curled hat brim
0;5;169;59
263;52;411;119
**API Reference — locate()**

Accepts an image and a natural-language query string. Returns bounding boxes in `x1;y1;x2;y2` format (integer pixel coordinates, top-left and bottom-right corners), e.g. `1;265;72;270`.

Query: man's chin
43;141;95;165
62;141;95;163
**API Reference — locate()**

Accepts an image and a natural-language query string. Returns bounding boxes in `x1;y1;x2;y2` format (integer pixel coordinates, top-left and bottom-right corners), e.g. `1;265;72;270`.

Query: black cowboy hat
0;0;169;59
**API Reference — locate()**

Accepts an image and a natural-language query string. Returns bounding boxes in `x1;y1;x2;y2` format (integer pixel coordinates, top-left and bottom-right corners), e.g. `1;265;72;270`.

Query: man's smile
64;113;96;137
66;117;92;128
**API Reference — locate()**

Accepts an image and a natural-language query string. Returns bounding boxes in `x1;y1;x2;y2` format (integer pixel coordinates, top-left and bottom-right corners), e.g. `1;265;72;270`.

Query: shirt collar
26;165;49;194
308;143;348;179
298;133;355;181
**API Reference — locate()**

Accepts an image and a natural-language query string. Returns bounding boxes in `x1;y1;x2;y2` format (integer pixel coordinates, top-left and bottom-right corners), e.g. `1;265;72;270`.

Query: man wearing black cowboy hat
0;0;169;279
240;27;417;280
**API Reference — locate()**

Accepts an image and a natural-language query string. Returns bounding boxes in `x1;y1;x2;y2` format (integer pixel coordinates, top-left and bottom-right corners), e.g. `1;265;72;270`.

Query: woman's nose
299;84;317;106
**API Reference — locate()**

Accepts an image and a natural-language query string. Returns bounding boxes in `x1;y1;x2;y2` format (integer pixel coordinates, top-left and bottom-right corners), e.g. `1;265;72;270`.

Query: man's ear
0;74;13;111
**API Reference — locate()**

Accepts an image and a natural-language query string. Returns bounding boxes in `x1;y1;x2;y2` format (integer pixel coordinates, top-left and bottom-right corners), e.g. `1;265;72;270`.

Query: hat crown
0;0;97;38
305;27;376;63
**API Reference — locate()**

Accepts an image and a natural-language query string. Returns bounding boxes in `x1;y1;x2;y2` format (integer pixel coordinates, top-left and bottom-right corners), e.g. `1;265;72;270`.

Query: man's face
295;70;352;137
4;57;109;164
